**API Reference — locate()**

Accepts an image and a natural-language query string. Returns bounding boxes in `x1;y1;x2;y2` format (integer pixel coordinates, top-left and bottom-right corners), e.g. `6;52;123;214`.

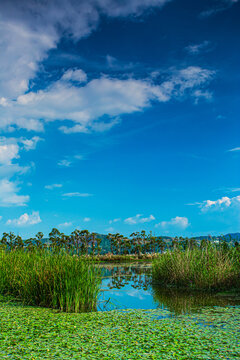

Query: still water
97;262;240;314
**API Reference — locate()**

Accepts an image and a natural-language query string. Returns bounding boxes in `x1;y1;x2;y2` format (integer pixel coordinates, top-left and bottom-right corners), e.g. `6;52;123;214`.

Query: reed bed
152;246;240;291
0;249;101;312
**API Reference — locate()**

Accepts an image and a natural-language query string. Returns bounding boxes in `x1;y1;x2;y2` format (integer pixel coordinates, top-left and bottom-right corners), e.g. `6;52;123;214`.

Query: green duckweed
0;296;239;359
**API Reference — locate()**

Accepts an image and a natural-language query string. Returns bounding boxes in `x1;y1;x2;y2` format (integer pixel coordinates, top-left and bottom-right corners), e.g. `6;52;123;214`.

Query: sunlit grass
0;249;101;312
152;245;240;290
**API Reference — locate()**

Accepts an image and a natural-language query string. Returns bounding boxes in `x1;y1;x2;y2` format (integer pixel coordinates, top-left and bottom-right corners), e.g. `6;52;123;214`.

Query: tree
49;228;62;250
156;236;165;253
96;236;102;255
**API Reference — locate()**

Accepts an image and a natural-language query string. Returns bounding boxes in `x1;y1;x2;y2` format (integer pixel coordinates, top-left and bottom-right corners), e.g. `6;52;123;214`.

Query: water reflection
98;263;240;314
101;263;152;290
152;285;240;315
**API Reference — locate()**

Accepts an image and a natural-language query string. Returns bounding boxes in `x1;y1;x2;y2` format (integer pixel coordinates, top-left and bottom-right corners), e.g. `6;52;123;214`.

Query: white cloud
109;218;121;224
62;69;87;83
0;0;170;104
83;217;91;222
63;192;93;197
228;147;240;152
58;159;72;167
0;136;42;178
6;211;41;226
21;136;43;151
124;214;155;225
200;195;240;212
0;179;29;207
0;65;214;134
185;41;210;55
0;143;19;165
57;155;84;167
45;183;63;190
193;89;213;103
155;216;190;230
58;221;72;227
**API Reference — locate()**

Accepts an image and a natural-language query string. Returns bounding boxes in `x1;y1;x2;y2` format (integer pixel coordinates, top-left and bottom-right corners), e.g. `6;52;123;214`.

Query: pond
98;262;240;314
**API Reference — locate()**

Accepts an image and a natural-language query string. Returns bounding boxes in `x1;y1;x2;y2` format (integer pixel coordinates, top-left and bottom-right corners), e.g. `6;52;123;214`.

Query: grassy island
152;244;240;291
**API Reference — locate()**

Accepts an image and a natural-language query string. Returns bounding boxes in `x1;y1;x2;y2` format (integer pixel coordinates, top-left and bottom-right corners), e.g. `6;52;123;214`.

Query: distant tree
49;228;62;250
96;236;102;255
25;238;35;251
70;229;82;254
35;232;44;249
156;236;165;253
91;232;97;256
1;232;18;250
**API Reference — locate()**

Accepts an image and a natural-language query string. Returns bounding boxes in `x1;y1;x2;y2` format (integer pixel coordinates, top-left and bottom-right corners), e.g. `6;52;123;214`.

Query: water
97;262;240;314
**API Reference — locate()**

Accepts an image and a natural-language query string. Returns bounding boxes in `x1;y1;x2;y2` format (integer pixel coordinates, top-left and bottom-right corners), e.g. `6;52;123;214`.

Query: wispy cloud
185;40;211;55
124;214;155;225
109;218;121;224
45;183;63;190
58;221;72;227
63;192;93;198
6;211;41;226
200;0;239;18
228;147;240;152
58;159;72;167
83;217;91;222
57;155;84;167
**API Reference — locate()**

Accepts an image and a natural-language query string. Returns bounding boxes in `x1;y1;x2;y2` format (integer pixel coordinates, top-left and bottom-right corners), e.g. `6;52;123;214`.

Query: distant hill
193;233;240;243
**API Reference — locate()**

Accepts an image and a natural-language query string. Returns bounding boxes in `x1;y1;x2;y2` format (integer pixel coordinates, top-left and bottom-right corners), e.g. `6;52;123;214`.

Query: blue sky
0;0;239;238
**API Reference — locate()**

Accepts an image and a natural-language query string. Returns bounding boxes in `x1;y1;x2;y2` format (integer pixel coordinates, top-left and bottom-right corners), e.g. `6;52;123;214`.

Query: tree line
0;228;238;255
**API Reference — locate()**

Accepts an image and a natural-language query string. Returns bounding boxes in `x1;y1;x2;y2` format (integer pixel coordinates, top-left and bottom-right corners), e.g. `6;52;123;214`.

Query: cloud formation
155;216;190;230
6;211;41;226
0;136;42;178
0;66;215;134
124;214;155;225
200;195;240;212
0;179;29;207
0;0;170;101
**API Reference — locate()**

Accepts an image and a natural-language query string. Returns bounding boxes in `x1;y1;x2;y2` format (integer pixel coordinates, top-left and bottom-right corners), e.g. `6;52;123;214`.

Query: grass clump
0;249;101;312
152;245;240;291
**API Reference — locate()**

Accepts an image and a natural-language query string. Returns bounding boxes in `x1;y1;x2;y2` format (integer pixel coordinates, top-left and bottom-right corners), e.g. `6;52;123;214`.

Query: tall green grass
152;246;240;291
0;249;101;312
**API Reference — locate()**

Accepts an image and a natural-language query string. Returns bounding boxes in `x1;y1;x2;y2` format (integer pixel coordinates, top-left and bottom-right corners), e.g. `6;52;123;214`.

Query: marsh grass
0;249;101;312
152;246;240;291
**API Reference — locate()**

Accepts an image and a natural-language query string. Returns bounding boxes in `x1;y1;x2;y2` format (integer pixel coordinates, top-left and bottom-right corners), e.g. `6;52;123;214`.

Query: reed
0;249;101;312
152;245;240;291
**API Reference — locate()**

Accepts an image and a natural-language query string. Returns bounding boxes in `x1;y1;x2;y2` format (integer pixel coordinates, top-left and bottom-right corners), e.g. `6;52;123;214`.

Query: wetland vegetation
0;250;101;312
0;229;240;358
152;243;240;291
0;296;239;359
